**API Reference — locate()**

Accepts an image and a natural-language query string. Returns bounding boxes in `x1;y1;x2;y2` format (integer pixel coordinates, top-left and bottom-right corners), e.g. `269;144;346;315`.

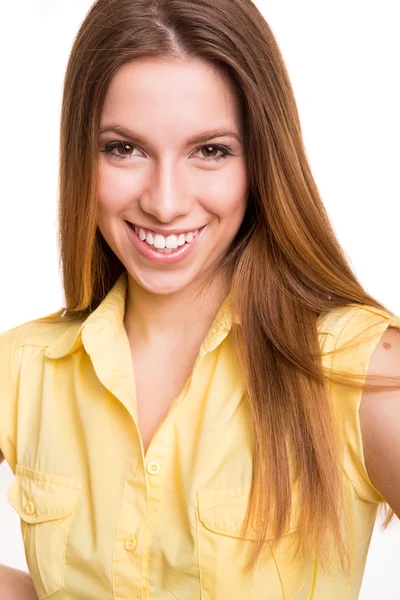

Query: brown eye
101;141;137;161
116;142;134;156
101;141;231;163
201;145;219;159
195;144;231;162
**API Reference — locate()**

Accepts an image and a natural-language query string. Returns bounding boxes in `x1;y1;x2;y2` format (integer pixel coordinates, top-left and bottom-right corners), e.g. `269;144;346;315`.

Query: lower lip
126;222;207;265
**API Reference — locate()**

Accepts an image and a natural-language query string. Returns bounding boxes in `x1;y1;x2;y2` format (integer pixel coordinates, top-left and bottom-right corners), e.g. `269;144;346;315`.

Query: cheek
98;162;132;211
202;165;248;219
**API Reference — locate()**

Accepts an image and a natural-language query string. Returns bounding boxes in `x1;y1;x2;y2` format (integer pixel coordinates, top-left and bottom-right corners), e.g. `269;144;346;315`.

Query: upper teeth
133;225;199;249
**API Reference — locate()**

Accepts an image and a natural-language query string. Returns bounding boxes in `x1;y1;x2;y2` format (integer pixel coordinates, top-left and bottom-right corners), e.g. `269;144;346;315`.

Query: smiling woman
1;0;400;599
96;57;247;294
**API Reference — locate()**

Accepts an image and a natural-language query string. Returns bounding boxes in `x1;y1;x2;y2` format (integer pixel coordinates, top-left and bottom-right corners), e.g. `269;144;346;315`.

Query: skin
97;57;248;346
359;326;400;517
0;564;38;599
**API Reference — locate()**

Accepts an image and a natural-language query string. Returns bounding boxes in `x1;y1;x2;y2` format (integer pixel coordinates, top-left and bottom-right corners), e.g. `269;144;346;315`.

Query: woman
0;0;399;598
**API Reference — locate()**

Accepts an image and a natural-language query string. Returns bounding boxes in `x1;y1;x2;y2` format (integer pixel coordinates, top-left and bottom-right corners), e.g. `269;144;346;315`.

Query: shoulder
318;302;399;338
359;323;400;515
0;316;78;472
0;316;72;355
318;302;400;505
318;303;400;366
364;324;400;374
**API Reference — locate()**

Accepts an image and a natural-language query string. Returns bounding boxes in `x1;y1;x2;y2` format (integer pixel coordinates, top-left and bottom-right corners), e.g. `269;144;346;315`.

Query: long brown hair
37;0;400;577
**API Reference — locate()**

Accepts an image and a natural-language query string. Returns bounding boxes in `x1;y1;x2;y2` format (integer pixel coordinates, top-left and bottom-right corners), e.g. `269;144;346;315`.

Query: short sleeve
0;326;21;474
322;304;400;503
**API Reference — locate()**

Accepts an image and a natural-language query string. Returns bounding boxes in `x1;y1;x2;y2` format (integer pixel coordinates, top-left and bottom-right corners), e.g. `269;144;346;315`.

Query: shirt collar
45;270;239;359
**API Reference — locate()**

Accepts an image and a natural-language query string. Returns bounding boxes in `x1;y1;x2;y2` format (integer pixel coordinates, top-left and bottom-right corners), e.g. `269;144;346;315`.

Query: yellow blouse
1;270;399;600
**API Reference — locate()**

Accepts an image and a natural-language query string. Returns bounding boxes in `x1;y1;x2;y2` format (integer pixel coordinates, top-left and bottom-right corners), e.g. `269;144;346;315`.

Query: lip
126;221;207;265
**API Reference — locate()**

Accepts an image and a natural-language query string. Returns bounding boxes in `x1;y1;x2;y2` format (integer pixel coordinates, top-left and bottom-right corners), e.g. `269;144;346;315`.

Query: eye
100;141;136;161
100;141;233;162
194;144;232;162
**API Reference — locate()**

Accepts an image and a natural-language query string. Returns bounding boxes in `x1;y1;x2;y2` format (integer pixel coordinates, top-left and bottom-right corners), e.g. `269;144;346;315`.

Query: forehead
101;57;242;133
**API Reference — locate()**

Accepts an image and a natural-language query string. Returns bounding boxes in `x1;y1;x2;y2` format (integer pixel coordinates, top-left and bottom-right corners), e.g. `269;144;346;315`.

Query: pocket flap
7;464;82;524
197;485;299;541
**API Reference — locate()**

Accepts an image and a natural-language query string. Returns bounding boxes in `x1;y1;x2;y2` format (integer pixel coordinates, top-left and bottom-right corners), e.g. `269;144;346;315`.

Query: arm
0;324;37;597
0;564;38;600
1;457;37;598
359;326;400;517
1;455;38;598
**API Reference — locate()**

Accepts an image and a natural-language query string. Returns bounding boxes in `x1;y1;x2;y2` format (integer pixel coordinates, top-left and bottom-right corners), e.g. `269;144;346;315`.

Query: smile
130;224;202;250
126;221;207;264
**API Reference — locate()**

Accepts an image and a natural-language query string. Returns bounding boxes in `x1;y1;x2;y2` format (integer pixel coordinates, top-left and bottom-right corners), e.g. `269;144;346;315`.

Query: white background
0;1;399;597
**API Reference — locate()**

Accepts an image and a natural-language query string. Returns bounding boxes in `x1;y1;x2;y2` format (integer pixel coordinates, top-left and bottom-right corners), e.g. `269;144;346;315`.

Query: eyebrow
99;124;243;146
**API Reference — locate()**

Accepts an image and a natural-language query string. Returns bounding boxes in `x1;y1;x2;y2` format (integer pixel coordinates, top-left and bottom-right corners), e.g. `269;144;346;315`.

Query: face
97;57;248;296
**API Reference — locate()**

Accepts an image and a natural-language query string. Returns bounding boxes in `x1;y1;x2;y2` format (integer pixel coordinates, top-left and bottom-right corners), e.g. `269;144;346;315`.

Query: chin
126;268;198;296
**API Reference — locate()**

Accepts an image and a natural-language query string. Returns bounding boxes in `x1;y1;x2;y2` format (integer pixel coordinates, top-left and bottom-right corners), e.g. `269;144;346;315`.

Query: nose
139;158;192;223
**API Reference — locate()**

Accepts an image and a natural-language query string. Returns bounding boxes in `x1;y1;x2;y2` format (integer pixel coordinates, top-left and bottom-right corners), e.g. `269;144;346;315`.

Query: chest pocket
7;464;82;600
196;485;310;600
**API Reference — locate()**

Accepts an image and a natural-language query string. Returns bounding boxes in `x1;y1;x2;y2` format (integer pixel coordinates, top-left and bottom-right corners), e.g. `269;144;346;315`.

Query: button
146;461;161;475
25;501;35;515
124;536;137;552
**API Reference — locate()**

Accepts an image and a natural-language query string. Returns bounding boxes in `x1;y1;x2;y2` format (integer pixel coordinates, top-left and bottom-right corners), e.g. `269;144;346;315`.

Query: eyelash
100;141;232;163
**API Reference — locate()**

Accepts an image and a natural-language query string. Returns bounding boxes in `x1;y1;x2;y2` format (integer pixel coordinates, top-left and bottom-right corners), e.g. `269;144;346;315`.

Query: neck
123;271;231;348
